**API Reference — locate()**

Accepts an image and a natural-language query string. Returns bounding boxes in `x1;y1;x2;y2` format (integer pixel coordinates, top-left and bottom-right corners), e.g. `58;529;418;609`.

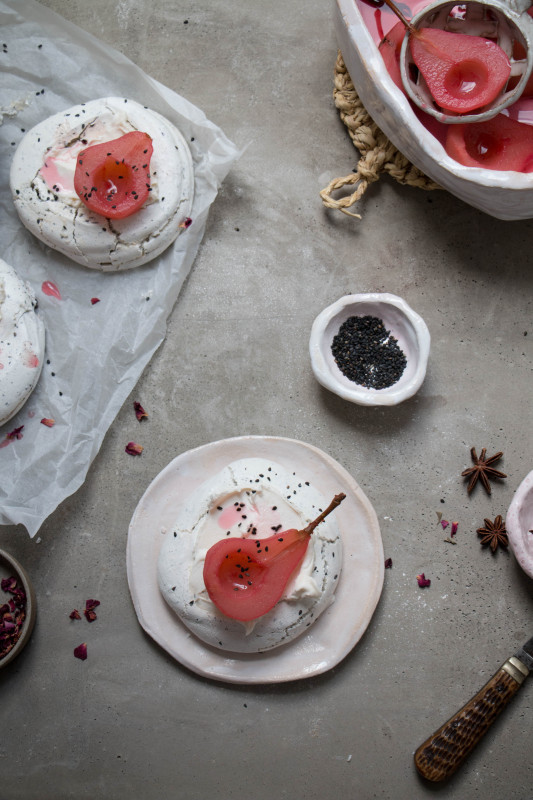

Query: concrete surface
1;1;533;798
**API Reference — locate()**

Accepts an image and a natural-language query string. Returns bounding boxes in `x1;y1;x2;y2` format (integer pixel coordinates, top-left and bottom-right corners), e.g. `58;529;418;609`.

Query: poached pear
410;28;511;114
379;0;511;114
74;131;153;219
203;493;346;622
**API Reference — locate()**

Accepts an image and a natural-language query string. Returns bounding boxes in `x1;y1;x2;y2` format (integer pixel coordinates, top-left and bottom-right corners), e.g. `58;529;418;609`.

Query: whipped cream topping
0;259;45;426
158;458;343;653
10;98;194;271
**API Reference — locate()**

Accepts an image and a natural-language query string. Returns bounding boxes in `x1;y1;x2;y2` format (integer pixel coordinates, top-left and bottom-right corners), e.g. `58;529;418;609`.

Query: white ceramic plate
127;435;384;684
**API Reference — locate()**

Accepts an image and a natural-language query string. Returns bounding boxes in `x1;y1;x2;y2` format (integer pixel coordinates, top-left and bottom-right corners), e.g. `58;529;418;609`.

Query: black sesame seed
331;315;407;389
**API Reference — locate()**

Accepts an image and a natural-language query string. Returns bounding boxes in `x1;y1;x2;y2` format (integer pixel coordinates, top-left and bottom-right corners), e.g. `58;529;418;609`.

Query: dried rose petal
90;297;100;305
40;418;55;427
451;521;458;536
178;216;192;229
1;577;17;592
417;573;431;588
125;442;143;456
133;401;148;421
440;519;449;530
84;599;100;622
6;425;24;440
384;558;393;569
73;643;87;660
69;609;81;620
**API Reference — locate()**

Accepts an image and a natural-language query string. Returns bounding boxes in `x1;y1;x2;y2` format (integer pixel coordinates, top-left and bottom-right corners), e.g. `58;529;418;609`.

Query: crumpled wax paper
0;0;240;536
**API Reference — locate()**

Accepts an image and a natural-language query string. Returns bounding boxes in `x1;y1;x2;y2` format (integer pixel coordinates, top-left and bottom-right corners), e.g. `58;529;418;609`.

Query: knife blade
414;635;533;782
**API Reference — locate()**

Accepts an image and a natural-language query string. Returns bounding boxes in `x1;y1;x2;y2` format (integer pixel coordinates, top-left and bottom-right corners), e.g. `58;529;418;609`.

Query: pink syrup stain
27;410;35;418
23;348;40;369
0;439;11;449
218;504;248;530
39;146;80;194
42;281;62;300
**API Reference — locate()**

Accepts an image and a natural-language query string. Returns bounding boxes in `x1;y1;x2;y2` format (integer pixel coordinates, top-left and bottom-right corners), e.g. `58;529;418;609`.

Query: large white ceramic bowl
335;0;533;220
506;470;533;579
309;292;430;406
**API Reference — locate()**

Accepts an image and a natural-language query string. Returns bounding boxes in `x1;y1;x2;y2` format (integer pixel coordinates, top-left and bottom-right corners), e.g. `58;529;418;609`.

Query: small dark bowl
0;549;37;669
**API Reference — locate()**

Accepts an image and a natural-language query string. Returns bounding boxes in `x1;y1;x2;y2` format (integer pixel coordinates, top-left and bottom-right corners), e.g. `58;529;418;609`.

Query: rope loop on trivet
320;51;439;218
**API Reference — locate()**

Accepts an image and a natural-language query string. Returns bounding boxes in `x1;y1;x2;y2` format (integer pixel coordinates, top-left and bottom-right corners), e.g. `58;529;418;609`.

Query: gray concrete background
2;1;533;798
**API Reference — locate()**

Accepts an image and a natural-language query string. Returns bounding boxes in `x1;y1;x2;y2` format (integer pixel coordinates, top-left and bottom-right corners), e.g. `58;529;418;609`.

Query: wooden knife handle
414;657;529;782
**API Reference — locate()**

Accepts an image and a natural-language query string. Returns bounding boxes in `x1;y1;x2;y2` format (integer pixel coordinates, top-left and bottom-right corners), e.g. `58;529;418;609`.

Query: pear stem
381;0;417;35
303;493;346;535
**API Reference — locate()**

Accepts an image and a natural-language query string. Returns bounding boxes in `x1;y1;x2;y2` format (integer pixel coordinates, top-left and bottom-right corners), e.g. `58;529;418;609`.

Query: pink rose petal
125;442;143;456
84;599;100;622
133;401;148;421
73;643;87;660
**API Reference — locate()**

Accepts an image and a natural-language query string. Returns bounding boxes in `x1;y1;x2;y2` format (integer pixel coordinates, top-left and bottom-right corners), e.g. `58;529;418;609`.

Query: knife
414;635;533;782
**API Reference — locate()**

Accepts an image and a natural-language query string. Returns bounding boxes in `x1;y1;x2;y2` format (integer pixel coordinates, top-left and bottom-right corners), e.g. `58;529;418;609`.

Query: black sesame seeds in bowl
309;293;430;406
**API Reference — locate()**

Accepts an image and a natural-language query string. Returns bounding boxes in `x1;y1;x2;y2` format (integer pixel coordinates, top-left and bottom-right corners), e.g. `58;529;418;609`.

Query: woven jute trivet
320;51;440;218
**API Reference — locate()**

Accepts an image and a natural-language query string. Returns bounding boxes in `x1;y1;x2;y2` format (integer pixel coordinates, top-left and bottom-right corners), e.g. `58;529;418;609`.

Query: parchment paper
0;0;240;536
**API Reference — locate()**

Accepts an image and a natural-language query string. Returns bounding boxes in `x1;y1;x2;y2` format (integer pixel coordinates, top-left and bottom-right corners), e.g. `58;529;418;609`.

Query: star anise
477;515;508;553
461;447;506;495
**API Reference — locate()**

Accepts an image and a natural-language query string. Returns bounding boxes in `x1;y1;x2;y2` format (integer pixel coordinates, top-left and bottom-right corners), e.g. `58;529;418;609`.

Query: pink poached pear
410;28;511;114
445;112;533;171
74;131;153;219
203;493;346;622
379;0;511;114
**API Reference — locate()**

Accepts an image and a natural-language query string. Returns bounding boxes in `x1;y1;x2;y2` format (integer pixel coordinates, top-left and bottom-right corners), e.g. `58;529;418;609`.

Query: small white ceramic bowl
506;470;533;580
309;293;430;406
